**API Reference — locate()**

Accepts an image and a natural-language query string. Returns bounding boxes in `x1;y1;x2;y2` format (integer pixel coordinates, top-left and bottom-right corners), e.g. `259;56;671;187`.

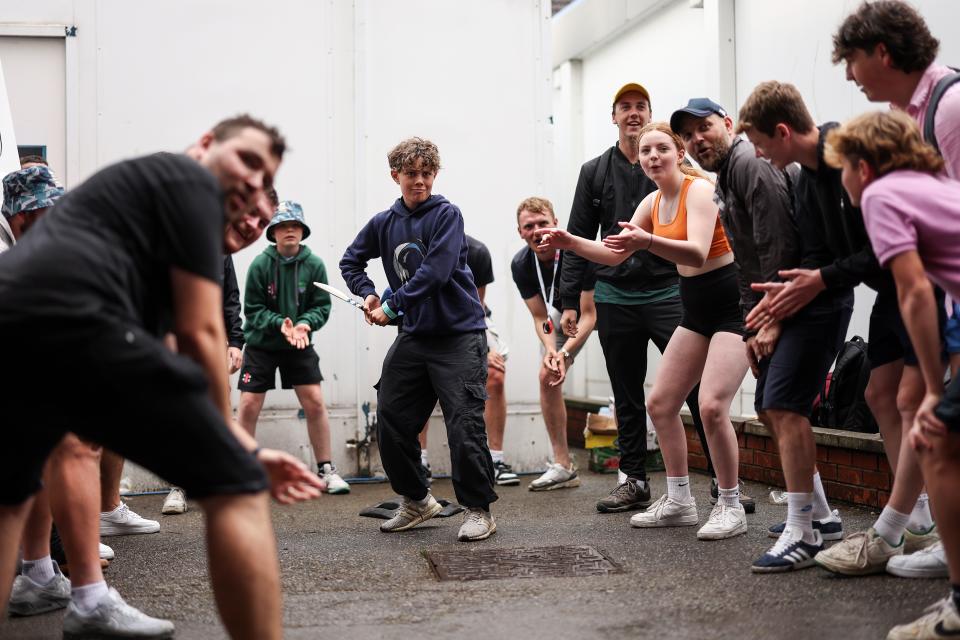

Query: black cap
669;98;729;133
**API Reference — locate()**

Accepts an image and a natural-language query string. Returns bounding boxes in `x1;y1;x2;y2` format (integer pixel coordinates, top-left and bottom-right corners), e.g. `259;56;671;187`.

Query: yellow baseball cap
613;82;651;109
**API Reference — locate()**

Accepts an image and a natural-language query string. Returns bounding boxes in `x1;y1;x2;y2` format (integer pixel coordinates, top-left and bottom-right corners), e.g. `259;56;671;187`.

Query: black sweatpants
375;331;498;508
596;297;713;481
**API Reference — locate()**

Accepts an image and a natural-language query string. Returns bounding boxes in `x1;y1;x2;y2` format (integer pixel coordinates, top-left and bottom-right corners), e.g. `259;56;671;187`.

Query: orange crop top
651;175;731;259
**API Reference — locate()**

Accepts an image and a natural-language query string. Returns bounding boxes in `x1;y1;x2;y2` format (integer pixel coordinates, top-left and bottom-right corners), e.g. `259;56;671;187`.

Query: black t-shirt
465;234;494;288
511;247;596;313
0;152;224;334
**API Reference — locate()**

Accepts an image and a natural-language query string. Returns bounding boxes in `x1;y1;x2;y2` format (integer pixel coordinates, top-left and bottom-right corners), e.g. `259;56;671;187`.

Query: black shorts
936;375;960;433
679;263;744;338
238;345;323;392
755;295;854;416
0;320;268;505
868;286;947;368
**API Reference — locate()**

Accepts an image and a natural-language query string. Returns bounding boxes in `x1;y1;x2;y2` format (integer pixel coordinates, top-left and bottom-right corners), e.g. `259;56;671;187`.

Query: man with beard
672;98;847;572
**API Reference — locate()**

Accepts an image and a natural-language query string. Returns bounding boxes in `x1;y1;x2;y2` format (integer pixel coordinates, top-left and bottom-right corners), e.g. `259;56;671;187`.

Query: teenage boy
237;200;349;494
823;109;960;640
738;81;940;576
418;234;518;486
561;82;729;514
833;4;958;581
0;115;324;640
340;137;498;542
512;196;596;490
672;98;846;572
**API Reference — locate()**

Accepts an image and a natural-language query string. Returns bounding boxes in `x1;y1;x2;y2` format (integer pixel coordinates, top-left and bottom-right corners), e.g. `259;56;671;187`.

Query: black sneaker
494;460;520;486
710;477;756;514
596;478;652;513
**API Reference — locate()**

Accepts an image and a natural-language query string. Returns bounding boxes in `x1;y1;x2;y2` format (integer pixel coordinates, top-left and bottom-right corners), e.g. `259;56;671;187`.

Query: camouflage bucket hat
266;200;311;243
2;165;65;219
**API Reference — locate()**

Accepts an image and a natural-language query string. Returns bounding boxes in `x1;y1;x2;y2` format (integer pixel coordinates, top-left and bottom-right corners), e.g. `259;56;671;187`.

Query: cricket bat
313;282;365;311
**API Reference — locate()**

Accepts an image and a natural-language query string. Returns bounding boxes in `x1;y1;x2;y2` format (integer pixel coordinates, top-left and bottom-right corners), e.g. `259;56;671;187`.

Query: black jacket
222;255;244;349
792;124;891;293
559;144;678;309
715;137;801;317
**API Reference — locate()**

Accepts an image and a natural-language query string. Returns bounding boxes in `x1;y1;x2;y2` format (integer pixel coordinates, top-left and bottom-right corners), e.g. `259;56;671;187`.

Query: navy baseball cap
670;98;729;133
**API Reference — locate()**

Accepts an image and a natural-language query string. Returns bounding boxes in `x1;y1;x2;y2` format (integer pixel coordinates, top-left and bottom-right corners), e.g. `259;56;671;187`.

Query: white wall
0;0;555;477
552;0;960;414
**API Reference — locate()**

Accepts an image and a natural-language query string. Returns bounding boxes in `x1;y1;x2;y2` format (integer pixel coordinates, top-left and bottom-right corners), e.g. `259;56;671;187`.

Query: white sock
21;555;55;585
785;492;815;543
908;493;934;533
490;449;504;464
72;581;108;614
666;476;691;502
811;472;832;521
874;506;909;546
718;485;740;508
420;450;429;467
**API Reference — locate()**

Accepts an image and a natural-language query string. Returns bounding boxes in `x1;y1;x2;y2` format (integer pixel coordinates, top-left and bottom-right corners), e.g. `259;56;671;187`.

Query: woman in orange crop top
539;122;749;539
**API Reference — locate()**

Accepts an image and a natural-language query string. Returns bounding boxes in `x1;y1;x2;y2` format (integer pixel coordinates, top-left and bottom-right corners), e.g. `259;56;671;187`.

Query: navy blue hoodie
340;194;486;336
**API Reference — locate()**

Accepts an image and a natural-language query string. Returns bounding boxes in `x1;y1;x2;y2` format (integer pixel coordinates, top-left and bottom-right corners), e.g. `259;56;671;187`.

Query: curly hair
637;122;714;182
212;114;286;160
831;1;938;73
737;81;816;136
387;137;441;173
823;110;943;176
516;196;555;221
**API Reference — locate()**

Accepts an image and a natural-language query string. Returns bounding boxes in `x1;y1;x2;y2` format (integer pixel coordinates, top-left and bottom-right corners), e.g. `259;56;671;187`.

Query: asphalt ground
4;452;946;640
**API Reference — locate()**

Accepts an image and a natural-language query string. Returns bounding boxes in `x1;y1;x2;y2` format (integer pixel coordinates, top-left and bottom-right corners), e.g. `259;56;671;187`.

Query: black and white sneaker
751;529;823;573
767;509;843;541
493;460;520;486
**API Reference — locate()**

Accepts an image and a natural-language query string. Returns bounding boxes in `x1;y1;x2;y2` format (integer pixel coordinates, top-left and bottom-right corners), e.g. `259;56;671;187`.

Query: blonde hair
387;137;441;173
516;196;555;221
636;122;713;182
823;110;943;176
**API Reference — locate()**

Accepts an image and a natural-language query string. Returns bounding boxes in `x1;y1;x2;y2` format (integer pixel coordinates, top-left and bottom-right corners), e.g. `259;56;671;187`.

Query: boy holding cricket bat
339;137;499;541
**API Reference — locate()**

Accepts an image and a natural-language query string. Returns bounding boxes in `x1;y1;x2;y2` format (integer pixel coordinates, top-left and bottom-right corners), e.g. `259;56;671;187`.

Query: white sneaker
457;508;497;542
161;487;187;515
886;540;949;579
814;527;903;575
62;587;174;639
99;542;115;561
99;502;160;536
887;596;960;640
529;463;580;491
319;463;351;494
8;561;71;616
630;494;698;528
380;494;443;532
697;503;747;540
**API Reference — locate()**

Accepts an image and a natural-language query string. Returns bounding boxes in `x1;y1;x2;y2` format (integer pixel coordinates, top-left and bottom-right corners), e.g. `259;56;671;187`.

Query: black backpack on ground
813;336;878;433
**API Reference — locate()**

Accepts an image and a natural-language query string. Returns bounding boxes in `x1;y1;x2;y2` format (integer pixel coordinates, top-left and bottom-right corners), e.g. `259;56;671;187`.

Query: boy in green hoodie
237;201;349;494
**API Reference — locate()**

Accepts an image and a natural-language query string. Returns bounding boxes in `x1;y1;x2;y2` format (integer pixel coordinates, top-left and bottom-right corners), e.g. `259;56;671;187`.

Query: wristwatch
559;348;571;360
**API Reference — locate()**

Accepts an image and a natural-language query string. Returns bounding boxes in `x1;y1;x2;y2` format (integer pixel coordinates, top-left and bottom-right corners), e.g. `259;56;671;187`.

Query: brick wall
567;397;894;509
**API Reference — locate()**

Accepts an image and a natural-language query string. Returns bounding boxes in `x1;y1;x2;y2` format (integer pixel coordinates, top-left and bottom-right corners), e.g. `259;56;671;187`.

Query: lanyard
534;250;560;312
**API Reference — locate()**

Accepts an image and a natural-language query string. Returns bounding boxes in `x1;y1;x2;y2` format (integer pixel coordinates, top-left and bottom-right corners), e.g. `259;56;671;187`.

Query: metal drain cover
424;545;624;581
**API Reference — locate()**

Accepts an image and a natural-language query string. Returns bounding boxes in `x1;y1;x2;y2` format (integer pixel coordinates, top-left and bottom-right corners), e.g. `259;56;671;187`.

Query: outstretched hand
281;320;311;349
534;227;574;251
256;448;325;504
602;221;651;254
744;287;783;330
